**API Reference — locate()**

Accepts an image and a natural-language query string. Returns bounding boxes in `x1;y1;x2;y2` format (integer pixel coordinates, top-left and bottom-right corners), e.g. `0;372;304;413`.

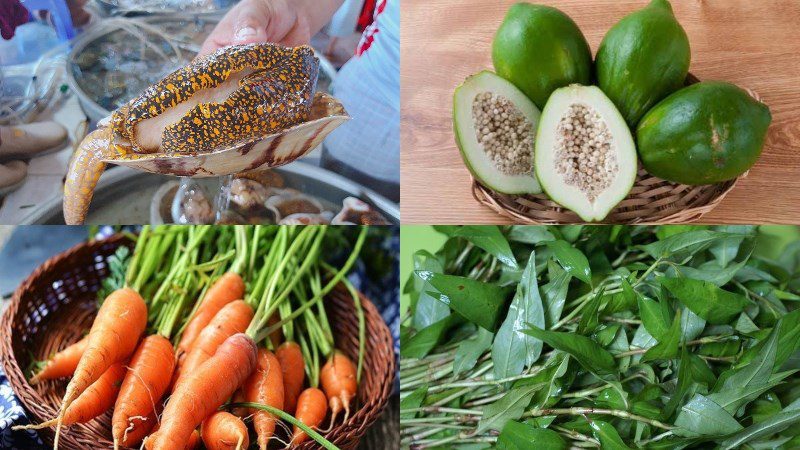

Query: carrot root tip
11;418;57;431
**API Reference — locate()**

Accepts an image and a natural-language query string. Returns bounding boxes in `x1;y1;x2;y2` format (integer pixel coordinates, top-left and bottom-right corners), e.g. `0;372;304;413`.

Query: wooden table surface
401;0;800;224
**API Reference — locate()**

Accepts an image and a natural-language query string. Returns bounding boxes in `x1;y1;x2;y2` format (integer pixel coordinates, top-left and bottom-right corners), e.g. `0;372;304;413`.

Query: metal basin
22;162;399;225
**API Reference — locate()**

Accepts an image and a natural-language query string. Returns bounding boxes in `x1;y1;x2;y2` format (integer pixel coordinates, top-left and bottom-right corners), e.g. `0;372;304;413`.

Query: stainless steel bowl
21;162;399;224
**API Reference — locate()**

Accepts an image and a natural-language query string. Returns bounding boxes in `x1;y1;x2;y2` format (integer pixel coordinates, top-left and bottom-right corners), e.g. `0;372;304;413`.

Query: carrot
56;288;147;449
144;333;257;450
173;300;253;388
201;411;250;450
16;362;127;433
267;312;283;348
185;430;201;450
291;387;328;445
119;406;158;448
276;341;305;415
230;389;247;418
64;362;128;424
320;351;358;425
243;349;284;450
30;336;88;385
112;334;176;450
177;272;245;359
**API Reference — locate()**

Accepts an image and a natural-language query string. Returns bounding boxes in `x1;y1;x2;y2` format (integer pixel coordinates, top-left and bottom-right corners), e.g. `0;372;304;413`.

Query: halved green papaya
596;0;691;127
535;85;637;222
454;71;542;194
492;3;592;110
637;81;772;185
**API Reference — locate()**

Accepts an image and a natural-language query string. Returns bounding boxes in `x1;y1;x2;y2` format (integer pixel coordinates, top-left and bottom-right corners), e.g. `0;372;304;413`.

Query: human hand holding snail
199;0;344;56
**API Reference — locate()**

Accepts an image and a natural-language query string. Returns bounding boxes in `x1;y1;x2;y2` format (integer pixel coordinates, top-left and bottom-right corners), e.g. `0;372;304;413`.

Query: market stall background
0;0;399;224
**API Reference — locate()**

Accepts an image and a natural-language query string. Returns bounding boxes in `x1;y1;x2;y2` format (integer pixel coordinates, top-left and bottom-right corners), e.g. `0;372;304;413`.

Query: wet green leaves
589;419;634;449
523;327;616;378
674;394;744;437
545;240;592;285
660;277;750;324
401;225;800;449
416;271;512;332
493;252;545;379
478;382;545;434
497;421;567;450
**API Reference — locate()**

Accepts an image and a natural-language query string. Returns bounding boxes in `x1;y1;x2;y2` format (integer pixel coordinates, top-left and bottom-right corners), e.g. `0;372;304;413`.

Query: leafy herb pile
400;226;800;449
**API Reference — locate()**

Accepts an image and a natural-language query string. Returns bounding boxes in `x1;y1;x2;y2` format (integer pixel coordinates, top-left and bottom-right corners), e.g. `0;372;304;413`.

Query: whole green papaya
596;0;691;127
637;81;772;185
492;3;592;110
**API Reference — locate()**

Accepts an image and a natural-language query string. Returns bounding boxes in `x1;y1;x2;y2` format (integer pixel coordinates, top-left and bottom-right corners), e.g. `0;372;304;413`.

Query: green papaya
637;81;772;185
492;3;592;110
596;0;691;127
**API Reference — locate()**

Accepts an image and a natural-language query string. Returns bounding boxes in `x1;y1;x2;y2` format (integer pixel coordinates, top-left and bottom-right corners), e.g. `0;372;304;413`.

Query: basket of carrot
0;225;395;450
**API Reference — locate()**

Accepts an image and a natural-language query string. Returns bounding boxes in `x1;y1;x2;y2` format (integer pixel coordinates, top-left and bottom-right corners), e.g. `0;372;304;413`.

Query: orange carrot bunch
15;225;370;450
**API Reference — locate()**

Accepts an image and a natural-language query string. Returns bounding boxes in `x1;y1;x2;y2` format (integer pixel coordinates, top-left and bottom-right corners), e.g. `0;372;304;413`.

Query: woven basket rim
470;73;763;224
0;234;396;450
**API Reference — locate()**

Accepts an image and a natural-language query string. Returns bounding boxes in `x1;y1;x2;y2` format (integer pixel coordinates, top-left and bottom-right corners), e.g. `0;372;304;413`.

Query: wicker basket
472;74;761;224
0;235;396;450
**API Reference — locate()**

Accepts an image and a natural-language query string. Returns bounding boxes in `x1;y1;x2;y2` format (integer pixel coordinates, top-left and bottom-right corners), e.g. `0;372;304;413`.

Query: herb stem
525;408;675;430
614;335;734;357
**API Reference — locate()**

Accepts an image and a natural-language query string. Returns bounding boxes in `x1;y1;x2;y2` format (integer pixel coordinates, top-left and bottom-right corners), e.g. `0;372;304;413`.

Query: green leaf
674;394;743;437
522;327;616;378
552;225;583;242
643;230;750;260
588;419;633;450
751;392;782;424
454;327;493;375
417;271;513;332
605;276;638;314
660;277;750;325
541;261;571;328
595;386;628;410
413;257;451;329
400;385;428;419
497;421;567;450
735;312;760;334
664;347;698;418
738;309;800;369
493;253;545;379
642;309;682;362
679;307;706;342
775;289;800;301
642;436;698;450
401;315;459;358
709;371;795;415
675;238;756;287
638;296;671;340
507;226;556;245
719;398;800;449
527;354;572;409
719;325;780;392
577;288;602;334
477;383;544;434
545;240;592;285
452;226;518;269
710;226;752;266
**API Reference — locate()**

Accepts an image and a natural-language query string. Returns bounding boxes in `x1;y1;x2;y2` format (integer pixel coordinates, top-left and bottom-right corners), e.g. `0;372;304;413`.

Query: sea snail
63;43;320;224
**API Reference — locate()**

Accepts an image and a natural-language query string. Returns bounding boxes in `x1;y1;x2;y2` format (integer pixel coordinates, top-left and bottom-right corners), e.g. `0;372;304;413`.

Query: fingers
198;0;270;57
199;0;310;56
231;2;271;45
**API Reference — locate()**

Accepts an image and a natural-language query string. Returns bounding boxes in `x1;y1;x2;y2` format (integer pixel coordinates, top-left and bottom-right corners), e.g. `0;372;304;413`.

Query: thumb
231;3;271;45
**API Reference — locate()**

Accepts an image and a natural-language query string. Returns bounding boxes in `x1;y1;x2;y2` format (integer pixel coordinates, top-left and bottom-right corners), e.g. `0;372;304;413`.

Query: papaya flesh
492;3;592;110
596;0;691;127
636;81;772;185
